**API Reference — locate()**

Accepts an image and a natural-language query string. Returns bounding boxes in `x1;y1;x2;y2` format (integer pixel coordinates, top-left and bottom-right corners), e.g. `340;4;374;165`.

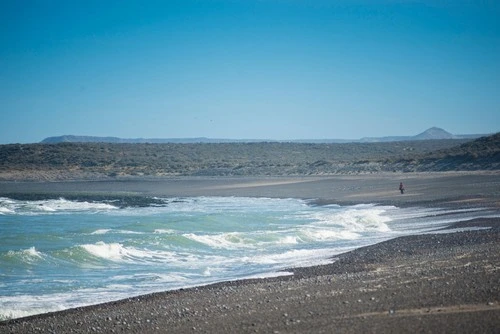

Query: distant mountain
358;135;409;143
413;127;454;140
41;128;488;144
40;135;264;144
359;127;485;142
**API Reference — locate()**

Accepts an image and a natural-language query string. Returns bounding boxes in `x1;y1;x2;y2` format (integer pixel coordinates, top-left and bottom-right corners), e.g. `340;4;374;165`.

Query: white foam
337;208;391;231
276;235;300;244
301;228;360;241
6;246;44;263
1;197;119;215
0;284;139;321
0;206;14;214
155;196;309;215
80;242;160;262
154;229;176;234
89;229;144;235
90;229;111;235
249;248;337;268
0;305;63;321
80;242;190;264
241;271;294;280
184;231;302;249
184;232;255;249
386;208;498;234
81;242;127;261
118;230;145;235
36;199;118;212
24;246;43;258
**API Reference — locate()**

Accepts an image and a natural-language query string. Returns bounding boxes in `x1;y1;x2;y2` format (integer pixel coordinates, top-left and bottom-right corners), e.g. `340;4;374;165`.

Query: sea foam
0;197;119;215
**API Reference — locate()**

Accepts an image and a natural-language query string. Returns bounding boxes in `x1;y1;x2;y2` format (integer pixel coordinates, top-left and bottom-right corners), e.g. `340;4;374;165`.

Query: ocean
0;195;496;320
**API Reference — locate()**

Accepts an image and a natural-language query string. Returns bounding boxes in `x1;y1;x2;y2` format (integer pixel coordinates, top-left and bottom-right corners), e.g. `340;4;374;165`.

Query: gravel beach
1;172;499;333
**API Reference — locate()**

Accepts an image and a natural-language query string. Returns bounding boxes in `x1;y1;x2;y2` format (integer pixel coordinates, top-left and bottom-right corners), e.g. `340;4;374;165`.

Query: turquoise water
0;196;495;320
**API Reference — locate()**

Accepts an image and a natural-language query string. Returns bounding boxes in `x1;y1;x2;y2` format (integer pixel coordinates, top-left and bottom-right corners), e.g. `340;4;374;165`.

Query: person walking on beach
399;182;405;194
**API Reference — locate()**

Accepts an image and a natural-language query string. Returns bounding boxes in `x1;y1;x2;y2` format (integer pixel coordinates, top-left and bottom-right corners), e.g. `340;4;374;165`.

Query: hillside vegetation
0;134;498;181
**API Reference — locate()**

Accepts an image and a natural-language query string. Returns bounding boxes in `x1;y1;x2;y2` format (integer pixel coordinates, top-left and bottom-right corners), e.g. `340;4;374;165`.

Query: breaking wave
1;196;497;321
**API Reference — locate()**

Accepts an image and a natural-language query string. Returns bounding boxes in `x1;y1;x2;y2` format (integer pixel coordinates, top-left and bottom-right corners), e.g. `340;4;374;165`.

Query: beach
1;172;500;333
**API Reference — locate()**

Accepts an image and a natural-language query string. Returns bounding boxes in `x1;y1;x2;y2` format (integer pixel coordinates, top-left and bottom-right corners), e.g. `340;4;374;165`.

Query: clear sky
1;0;499;144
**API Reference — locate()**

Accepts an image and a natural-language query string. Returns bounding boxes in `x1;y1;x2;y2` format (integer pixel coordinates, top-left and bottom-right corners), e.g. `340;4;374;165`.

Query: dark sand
1;172;500;333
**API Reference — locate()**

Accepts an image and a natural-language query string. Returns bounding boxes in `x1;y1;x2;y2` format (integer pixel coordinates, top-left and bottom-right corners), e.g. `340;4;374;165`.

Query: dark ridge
1;133;498;180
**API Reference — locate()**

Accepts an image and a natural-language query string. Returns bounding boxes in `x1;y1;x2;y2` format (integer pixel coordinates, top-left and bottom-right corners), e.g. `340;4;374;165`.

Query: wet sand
1;172;500;333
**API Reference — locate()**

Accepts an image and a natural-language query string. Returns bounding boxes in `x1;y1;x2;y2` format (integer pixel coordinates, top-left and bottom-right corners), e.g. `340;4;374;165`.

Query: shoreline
1;171;499;206
1;172;500;333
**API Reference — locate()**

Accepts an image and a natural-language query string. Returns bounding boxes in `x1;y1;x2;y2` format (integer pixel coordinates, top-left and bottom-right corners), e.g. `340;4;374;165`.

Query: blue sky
1;0;499;143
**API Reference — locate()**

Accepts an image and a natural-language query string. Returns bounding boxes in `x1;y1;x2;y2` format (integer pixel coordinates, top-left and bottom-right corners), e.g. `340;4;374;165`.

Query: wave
176;204;395;250
90;229;111;235
0;207;14;215
2;196;495;321
77;242;206;266
89;229;145;235
300;228;360;241
153;229;176;234
249;248;338;267
303;205;392;232
80;242;156;263
3;246;44;264
183;232;257;249
0;303;64;321
0;197;119;215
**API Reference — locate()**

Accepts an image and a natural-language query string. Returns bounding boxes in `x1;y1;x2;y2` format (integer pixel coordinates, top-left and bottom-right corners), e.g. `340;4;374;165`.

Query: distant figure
399;182;405;194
